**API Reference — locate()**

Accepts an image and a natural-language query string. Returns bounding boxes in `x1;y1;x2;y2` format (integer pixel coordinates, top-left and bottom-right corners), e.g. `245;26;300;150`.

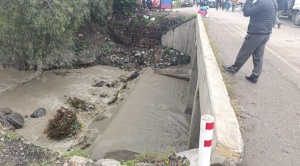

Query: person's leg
231;35;257;70
250;35;270;79
276;10;282;28
224;35;267;74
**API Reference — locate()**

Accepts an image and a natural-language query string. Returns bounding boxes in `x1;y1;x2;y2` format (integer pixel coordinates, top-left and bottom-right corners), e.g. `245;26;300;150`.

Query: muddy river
0;66;190;158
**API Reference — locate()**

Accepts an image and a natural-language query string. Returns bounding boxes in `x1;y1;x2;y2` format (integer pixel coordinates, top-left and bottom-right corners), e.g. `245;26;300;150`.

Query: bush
88;0;113;25
173;1;182;8
0;0;113;70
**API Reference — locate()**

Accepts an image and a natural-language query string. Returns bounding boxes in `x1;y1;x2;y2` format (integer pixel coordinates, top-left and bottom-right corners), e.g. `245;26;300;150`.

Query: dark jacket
277;0;286;10
243;0;277;35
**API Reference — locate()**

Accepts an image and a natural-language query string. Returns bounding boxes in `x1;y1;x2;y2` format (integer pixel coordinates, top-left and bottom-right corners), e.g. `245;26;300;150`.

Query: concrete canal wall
162;16;244;166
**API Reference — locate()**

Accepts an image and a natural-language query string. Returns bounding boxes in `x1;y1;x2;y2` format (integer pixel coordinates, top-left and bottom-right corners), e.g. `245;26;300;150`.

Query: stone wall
109;22;162;48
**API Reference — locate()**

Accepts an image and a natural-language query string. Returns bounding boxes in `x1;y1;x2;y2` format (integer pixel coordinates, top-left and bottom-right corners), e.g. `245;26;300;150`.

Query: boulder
0;115;15;130
6;112;25;129
0;108;13;116
69;156;93;165
104;150;138;161
30;108;47;118
95;159;121;166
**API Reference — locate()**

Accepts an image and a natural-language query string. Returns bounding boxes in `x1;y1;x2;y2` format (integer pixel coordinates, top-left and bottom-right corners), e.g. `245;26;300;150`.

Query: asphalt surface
203;7;300;166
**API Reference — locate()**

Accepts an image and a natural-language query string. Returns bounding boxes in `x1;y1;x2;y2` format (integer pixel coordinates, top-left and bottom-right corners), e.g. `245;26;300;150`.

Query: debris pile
96;45;191;72
45;107;79;139
65;96;95;112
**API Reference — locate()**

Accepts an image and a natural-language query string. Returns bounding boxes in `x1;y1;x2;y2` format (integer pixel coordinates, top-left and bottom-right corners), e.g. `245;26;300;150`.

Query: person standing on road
232;0;238;11
225;0;231;11
223;0;278;83
200;0;208;7
221;0;225;10
197;0;201;8
275;0;285;28
216;0;222;10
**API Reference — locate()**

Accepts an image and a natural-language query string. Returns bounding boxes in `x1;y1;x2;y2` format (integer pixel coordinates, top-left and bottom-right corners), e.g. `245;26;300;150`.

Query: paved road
203;8;300;166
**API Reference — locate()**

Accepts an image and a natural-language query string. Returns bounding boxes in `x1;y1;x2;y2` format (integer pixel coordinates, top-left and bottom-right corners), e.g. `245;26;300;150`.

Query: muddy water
0;66;128;151
0;67;190;156
88;68;190;159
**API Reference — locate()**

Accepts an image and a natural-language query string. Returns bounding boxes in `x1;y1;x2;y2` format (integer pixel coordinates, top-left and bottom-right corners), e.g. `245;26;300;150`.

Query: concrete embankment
162;15;244;165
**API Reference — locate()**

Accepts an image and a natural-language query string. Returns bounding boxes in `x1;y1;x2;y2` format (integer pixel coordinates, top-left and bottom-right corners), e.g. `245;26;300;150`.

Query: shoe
223;65;238;74
245;75;258;84
278;23;281;29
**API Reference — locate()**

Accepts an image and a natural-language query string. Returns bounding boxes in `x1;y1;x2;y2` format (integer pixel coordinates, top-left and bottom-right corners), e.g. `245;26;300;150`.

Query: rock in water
104;150;139;161
0;107;13;116
129;71;140;81
6;112;25;129
30;108;47;118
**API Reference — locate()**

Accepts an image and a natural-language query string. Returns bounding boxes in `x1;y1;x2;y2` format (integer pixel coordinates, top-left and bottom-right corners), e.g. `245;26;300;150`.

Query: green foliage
181;14;197;22
162;45;169;50
135;147;175;163
102;42;114;55
0;0;90;69
120;0;138;17
61;148;89;158
74;37;87;53
173;1;182;8
3;132;17;139
182;55;191;63
29;159;55;166
87;0;113;25
0;0;113;70
0;141;3;149
164;47;171;54
120;160;138;166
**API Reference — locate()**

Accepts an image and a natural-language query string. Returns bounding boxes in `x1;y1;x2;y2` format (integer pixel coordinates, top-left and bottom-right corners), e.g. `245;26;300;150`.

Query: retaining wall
162;16;244;165
109;18;192;48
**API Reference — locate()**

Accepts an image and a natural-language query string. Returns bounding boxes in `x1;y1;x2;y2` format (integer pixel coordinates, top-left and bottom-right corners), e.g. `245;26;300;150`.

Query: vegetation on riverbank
0;0;195;71
0;0;122;70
